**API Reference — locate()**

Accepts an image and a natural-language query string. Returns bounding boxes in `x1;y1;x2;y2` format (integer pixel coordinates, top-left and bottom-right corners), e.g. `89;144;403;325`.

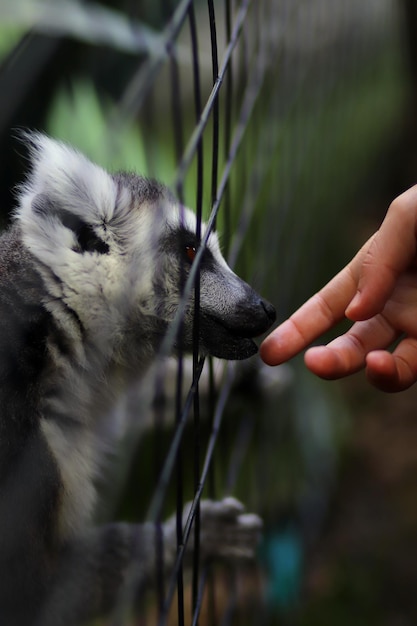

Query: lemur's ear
14;132;119;261
31;193;110;255
16;132;118;227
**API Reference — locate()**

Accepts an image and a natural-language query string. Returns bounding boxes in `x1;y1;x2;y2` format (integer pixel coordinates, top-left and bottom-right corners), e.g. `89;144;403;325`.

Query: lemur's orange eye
185;245;196;262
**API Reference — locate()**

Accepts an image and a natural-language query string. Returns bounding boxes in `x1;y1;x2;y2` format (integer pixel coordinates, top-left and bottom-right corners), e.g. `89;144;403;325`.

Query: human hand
260;185;417;392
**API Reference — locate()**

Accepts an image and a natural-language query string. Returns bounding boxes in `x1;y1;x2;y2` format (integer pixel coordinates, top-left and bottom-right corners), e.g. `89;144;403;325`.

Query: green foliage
0;26;25;60
46;80;174;179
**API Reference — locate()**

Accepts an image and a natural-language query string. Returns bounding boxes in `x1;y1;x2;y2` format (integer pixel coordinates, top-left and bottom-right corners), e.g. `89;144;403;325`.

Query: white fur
11;133;270;540
0;134;270;625
16;135;208;338
13;135;210;536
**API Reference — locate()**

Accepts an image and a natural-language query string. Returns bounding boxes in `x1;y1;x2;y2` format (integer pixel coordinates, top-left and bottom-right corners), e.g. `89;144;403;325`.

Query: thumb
346;187;417;321
345;233;398;321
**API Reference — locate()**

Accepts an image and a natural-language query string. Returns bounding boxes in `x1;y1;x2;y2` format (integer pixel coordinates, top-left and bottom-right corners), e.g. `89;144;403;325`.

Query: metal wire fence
123;2;274;622
0;0;409;624
104;2;404;624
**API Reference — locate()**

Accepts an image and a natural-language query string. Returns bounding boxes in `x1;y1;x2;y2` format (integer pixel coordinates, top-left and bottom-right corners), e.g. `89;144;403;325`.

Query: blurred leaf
46;80;175;181
47;80;146;172
0;26;26;60
0;0;162;55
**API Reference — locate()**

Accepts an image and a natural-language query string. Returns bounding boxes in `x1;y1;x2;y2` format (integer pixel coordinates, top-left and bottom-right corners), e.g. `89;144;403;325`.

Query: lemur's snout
199;282;276;361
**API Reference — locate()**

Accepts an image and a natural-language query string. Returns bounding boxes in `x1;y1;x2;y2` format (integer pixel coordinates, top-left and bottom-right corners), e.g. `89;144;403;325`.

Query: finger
366;338;417;392
260;236;383;366
260;265;360;366
346;186;417;321
303;315;399;379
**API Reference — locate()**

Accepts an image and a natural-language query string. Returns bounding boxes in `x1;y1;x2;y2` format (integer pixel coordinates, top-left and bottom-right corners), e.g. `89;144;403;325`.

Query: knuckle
388;190;417;225
344;331;366;356
389;194;412;218
315;292;338;325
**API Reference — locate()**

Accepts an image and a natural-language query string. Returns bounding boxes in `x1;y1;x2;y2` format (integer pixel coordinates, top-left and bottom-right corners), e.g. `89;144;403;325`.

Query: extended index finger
260;242;371;366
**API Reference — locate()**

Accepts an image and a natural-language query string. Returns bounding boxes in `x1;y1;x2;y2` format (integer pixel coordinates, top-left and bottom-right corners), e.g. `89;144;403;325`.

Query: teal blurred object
263;526;303;611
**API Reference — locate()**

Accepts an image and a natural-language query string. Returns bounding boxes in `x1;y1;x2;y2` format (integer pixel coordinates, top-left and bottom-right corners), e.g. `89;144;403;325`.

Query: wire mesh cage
0;0;412;625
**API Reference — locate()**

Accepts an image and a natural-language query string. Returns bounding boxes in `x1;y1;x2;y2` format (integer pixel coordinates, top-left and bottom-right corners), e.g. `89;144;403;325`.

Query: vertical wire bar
173;0;251;189
208;0;219;221
152;74;181;591
223;0;233;259
224;4;249;624
166;4;187;624
207;2;220;623
206;361;217;626
237;2;250;280
206;0;220;504
175;349;185;626
191;569;209;626
187;1;203;621
165;13;186;621
153;371;167;616
170;48;185;168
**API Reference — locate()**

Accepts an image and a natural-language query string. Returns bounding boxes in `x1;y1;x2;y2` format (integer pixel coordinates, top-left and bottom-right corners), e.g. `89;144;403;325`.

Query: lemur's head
16;133;275;365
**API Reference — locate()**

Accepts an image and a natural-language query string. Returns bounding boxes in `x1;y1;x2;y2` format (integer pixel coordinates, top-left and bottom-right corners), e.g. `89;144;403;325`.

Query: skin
260;185;417;392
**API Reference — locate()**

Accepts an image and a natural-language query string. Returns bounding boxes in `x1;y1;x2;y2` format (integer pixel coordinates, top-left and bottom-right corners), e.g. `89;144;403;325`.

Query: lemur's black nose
238;296;276;338
261;299;276;325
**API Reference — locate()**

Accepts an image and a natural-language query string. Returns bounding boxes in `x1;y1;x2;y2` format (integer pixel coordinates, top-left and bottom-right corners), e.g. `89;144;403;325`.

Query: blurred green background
1;1;417;624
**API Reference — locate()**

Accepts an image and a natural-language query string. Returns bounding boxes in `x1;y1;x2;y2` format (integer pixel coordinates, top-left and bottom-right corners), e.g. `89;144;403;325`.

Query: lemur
0;133;276;625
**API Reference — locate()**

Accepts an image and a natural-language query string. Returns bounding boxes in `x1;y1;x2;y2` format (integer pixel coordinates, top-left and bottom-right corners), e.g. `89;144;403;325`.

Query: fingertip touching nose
261;299;276;325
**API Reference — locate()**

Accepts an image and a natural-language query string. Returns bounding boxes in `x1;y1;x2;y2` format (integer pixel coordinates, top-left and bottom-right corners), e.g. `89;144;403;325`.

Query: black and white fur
0;133;275;625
